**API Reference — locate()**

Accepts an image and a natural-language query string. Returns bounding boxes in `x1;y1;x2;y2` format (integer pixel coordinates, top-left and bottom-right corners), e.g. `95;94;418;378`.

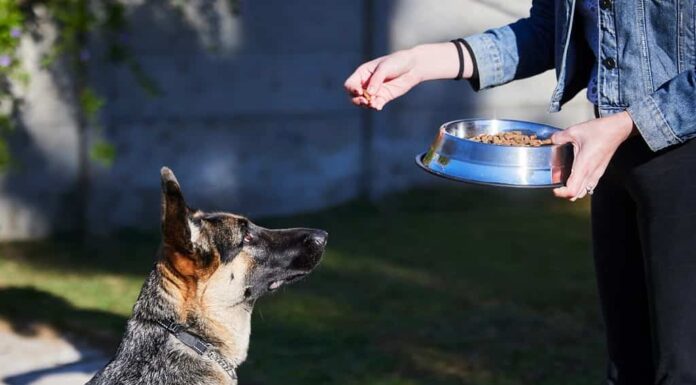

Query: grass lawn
0;187;604;385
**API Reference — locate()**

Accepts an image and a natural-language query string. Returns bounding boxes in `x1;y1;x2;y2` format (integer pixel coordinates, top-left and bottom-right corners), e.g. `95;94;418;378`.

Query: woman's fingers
365;61;392;98
346;51;417;109
346;51;422;111
581;172;601;198
584;160;610;196
366;52;414;98
344;72;359;95
555;146;590;200
351;96;369;107
554;167;586;199
552;126;593;201
370;95;388;110
351;95;387;110
572;162;593;201
344;61;377;96
344;71;366;96
555;149;604;200
351;94;389;110
572;180;589;201
553;130;580;199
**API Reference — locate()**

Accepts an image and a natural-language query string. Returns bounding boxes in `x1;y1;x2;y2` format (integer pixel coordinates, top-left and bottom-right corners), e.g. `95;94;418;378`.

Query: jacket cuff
626;95;683;152
463;28;512;90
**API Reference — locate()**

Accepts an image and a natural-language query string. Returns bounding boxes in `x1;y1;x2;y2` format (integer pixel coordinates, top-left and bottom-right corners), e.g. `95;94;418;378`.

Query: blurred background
0;1;602;384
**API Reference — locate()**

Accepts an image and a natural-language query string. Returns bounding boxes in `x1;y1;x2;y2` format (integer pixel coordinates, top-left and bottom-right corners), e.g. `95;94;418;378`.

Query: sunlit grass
0;187;602;384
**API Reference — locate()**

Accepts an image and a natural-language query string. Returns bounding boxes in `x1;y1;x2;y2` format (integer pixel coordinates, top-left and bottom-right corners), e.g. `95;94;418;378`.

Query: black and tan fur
87;168;327;385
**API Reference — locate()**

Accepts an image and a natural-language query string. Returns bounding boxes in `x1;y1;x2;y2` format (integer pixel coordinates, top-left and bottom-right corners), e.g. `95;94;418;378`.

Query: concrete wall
0;17;80;240
0;0;593;240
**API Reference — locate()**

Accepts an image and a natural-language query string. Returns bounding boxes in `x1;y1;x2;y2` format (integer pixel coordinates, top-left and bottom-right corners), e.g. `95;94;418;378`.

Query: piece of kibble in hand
363;90;372;103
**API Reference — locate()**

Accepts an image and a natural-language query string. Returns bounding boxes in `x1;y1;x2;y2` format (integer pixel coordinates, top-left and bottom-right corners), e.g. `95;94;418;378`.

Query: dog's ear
160;167;193;254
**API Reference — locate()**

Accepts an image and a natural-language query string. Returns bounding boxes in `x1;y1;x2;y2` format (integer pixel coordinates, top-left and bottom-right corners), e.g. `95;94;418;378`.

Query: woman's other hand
344;43;471;110
552;111;636;201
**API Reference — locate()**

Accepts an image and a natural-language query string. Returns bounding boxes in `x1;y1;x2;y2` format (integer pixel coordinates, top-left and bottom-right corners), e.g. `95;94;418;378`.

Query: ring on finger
586;184;595;195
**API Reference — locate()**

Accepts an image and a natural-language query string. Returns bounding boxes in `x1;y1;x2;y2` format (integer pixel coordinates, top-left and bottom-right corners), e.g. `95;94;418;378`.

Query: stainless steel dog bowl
416;119;573;188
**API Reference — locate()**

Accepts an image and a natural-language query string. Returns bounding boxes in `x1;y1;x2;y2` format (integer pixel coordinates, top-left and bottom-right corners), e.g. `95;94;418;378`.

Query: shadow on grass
0;287;127;348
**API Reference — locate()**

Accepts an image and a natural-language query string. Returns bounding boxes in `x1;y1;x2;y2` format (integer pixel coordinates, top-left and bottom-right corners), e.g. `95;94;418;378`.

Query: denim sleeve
463;0;555;90
627;69;696;151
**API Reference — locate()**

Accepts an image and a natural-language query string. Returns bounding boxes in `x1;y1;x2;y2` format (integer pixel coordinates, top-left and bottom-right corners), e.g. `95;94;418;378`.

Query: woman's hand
552;111;636;201
344;43;471;110
344;50;421;110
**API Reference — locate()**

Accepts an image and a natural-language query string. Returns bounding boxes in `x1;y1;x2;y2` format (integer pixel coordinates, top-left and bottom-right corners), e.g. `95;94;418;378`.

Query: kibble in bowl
468;130;553;147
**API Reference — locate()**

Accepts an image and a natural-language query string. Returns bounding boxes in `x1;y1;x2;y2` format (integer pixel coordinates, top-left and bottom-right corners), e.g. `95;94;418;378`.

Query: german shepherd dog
87;168;327;385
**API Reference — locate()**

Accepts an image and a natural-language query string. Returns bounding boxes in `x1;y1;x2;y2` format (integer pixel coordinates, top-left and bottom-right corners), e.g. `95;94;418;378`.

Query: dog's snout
306;230;328;247
289;229;327;271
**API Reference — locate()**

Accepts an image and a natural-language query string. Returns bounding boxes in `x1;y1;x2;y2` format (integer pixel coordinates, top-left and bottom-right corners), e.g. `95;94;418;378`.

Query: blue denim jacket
463;0;696;151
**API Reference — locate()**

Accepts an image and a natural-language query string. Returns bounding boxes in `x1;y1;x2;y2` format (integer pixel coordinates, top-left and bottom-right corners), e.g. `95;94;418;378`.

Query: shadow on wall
1;119;80;239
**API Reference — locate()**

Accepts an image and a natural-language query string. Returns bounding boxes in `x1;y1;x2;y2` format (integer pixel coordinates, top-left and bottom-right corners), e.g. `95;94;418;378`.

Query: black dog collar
157;320;238;382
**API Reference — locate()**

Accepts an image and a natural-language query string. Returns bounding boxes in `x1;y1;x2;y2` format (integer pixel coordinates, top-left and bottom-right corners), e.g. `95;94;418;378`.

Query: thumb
551;129;574;145
366;62;391;96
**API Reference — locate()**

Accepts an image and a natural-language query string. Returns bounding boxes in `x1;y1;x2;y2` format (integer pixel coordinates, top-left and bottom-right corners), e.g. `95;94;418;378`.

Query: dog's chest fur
87;269;248;385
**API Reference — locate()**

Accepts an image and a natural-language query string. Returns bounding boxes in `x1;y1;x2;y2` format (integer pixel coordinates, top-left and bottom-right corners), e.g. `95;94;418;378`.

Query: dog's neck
153;261;253;368
108;265;253;385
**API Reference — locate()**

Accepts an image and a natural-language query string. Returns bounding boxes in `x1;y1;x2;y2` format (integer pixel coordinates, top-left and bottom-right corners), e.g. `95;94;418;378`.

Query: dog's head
158;167;327;307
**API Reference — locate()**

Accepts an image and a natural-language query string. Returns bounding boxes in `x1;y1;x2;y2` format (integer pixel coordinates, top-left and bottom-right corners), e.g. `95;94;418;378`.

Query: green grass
0;187;604;385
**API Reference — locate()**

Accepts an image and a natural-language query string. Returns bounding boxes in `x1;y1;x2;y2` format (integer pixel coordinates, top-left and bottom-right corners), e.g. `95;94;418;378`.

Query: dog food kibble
363;90;372;103
469;131;553;147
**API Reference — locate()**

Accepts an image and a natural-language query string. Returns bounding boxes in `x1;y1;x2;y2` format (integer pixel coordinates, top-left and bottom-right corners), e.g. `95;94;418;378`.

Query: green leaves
0;0;23;171
80;87;105;125
80;87;115;166
90;140;116;167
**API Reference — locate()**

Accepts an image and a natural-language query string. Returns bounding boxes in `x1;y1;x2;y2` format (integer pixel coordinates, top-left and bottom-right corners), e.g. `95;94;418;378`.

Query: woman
345;1;696;384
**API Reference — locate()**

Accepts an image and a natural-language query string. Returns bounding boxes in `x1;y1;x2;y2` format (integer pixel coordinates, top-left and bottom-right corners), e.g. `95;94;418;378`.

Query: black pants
592;135;696;385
